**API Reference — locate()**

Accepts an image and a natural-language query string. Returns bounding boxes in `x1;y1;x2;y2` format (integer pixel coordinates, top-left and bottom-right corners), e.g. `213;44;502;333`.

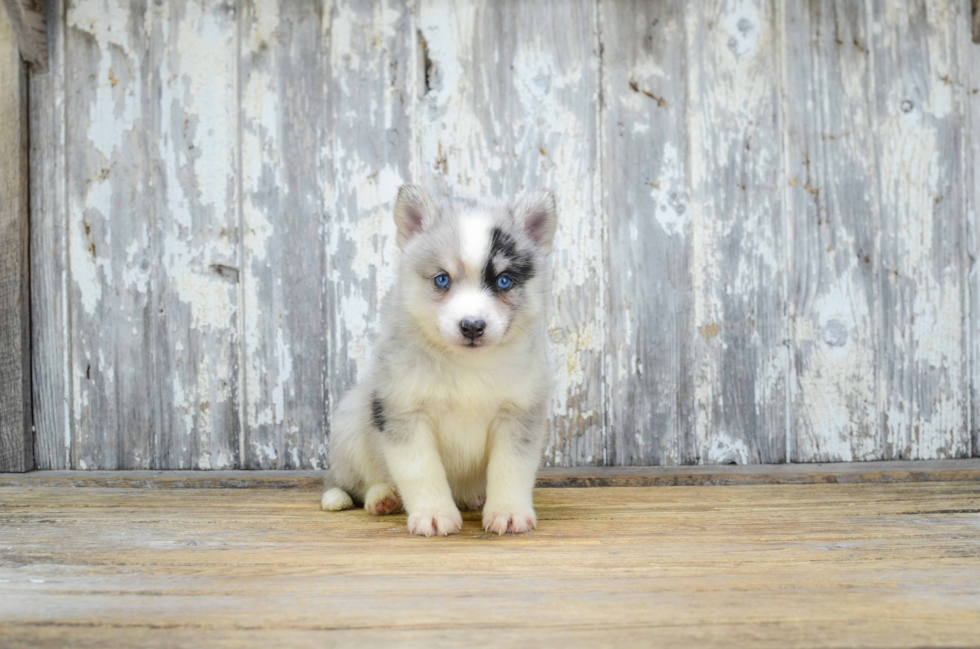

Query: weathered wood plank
323;0;416;466
418;0;604;466
783;0;882;461
600;1;696;466
970;1;980;457
238;0;329;469
3;458;980;489
0;0;47;71
870;0;970;460
65;0;151;469
66;0;240;469
0;5;33;472
148;0;241;469
29;0;68;469
687;1;789;464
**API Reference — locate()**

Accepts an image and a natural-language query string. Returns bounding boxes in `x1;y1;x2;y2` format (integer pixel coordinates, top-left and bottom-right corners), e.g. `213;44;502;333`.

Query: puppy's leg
381;417;462;537
483;415;542;535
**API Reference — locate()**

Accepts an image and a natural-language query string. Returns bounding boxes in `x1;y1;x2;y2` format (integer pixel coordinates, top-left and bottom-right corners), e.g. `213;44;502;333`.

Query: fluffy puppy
321;185;556;537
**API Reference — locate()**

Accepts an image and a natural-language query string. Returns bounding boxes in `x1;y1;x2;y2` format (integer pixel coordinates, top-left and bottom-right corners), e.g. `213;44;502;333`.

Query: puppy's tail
320;476;355;512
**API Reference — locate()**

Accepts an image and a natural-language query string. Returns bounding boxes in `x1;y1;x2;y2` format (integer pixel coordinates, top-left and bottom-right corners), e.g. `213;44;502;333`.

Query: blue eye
496;275;513;291
434;274;451;289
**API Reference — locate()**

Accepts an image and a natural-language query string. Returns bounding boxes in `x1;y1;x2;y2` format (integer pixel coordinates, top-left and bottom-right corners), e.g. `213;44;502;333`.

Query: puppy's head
393;185;556;354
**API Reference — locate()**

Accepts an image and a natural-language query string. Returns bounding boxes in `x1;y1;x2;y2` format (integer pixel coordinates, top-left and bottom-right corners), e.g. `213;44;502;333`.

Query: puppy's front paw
483;506;536;535
407;508;462;537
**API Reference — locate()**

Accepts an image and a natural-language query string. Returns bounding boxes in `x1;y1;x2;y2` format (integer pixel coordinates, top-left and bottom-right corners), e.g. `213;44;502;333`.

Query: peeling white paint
272;325;292;426
240;13;282;441
706;431;751;465
69;0;140;160
648;143;688;235
174;2;236;218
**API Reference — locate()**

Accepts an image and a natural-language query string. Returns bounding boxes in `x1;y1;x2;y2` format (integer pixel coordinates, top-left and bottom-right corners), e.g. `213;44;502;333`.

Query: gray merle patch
371;395;386;432
482;227;535;292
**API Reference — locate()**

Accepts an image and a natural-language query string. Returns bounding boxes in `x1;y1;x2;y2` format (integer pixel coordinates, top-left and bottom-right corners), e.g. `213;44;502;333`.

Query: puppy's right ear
393;185;436;247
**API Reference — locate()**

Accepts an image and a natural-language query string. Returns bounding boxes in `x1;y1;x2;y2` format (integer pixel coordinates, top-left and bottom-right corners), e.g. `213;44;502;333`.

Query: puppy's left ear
394;185;437;247
513;189;557;252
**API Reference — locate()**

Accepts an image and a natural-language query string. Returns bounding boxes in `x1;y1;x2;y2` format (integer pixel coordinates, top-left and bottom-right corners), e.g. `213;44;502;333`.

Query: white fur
323;187;556;537
459;214;491;269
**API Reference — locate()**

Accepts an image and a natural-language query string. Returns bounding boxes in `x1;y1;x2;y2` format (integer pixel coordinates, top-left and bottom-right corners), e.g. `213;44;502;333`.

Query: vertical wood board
870;0;969;459
600;0;697;466
783;0;882;461
0;4;33;472
239;0;329;469
65;0;240;469
966;0;980;456
29;0;69;468
687;0;789;464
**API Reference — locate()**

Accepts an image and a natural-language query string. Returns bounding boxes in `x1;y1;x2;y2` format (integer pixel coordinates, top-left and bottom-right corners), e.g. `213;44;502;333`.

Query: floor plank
1;482;979;648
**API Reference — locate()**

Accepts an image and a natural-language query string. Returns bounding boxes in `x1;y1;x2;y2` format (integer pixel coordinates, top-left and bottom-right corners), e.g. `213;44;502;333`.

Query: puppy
320;185;556;537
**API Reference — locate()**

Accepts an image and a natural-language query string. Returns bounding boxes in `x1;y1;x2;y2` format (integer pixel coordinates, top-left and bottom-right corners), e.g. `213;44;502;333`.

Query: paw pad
482;510;536;535
364;486;402;516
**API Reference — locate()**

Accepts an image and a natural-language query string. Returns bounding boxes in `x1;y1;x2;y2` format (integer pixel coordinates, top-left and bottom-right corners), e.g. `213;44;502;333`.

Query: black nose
459;319;486;340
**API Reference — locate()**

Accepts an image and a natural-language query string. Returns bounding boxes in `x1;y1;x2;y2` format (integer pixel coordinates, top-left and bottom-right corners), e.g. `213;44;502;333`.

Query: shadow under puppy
321;185;556;537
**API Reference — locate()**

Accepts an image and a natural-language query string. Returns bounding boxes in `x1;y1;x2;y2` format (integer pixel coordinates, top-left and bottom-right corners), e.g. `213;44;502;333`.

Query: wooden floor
1;475;980;647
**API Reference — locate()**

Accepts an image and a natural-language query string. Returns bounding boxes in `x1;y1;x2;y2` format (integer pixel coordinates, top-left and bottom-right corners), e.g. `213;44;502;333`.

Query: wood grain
1;481;979;648
0;0;47;71
0;5;33;472
28;0;69;469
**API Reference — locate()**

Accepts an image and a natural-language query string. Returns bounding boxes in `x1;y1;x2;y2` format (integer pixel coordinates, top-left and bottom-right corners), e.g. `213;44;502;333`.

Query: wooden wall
27;0;980;469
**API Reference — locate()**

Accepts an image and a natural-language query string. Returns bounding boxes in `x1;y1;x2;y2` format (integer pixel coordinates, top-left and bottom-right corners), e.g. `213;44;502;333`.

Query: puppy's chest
432;406;496;462
415;367;521;445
